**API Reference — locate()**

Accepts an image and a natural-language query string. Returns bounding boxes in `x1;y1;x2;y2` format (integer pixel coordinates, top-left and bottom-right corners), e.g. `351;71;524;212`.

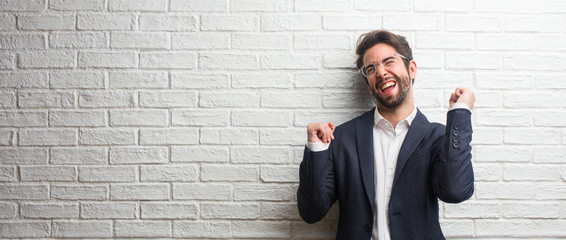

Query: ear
409;60;417;82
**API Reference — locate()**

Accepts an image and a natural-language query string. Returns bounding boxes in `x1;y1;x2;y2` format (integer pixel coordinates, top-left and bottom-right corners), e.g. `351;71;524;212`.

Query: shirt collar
374;107;418;127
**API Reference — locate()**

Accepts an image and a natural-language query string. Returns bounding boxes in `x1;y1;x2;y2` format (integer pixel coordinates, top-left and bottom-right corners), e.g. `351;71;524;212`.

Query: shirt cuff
450;102;470;110
306;141;330;152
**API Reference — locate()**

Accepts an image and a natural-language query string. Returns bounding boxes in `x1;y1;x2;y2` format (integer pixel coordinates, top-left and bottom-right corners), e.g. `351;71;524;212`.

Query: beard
371;73;411;109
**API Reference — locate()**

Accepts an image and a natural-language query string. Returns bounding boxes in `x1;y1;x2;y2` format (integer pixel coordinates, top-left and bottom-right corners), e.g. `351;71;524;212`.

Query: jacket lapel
356;108;376;212
392;109;430;188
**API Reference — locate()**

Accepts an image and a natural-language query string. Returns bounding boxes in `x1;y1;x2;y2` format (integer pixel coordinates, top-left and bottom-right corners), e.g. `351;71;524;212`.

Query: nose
375;64;388;78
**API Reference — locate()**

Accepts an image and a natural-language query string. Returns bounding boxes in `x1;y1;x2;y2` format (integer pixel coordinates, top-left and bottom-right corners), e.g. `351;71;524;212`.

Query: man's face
362;43;416;109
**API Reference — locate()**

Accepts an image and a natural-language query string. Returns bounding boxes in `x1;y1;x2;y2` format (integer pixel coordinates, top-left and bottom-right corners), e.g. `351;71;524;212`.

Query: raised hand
449;87;475;109
306;122;335;144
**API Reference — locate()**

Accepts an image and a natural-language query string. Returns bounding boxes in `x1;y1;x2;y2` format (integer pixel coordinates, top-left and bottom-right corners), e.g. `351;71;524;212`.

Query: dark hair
355;30;413;70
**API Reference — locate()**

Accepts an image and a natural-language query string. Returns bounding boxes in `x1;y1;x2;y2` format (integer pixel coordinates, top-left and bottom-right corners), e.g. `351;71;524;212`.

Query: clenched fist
307;122;335;144
449;87;475;109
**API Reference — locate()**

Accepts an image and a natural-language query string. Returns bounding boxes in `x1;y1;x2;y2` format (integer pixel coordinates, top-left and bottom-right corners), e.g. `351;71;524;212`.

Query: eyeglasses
359;53;407;78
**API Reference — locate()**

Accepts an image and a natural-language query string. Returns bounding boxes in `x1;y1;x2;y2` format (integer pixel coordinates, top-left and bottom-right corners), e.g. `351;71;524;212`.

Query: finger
329;122;335;130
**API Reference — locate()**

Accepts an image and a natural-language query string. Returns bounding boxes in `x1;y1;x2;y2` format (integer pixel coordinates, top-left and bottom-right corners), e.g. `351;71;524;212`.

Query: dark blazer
297;108;474;240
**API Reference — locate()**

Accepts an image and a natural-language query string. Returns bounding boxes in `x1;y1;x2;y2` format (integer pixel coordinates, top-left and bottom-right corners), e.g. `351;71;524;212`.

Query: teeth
380;82;395;91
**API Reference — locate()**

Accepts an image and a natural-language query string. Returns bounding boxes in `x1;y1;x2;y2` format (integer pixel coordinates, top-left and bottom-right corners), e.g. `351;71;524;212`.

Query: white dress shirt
306;103;469;239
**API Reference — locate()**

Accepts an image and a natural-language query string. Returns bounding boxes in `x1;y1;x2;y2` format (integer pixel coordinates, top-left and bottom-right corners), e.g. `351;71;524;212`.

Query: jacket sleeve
297;145;338;223
431;108;475;203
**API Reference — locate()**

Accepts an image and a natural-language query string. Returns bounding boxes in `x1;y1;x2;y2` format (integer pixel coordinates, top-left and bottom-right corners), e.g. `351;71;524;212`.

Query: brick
0;202;16;218
384;13;441;31
505;92;563;108
0;221;49;238
261;165;299;182
502;202;561;218
294;33;352;50
141;202;198;219
50;147;107;165
79;166;137;182
261;14;321;31
0;184;48;200
141;165;198;182
115;220;171;237
476;220;566;237
172;109;230;126
234;184;294;201
476;73;534;90
504;128;560;145
202;203;259;219
171;72;230;89
170;0;227;11
81;202;138;219
415;0;472;11
260;128;304;145
0;14;16;31
0;52;15;70
50;71;105;89
78;51;137;68
79;128;136;145
0;0;46;11
260;53;321;69
50;110;105;127
414;90;443;108
504;54;562;71
444;201;501;218
475;0;533;13
20;203;79;219
0;72;48;88
233;33;291;50
289;110;366;126
231;146;291;164
323;52;358;69
412;51;443;69
51;184;108;200
232;0;289;11
466;89;502;107
533;146;566;163
0;166;16;181
110;147;168;164
140;90;197;107
536;0;566;13
173;221;230;238
535;111;566;127
0;33;45;50
475;182;535;200
506;16;563;32
171;146;229;163
0;129;13;146
295;0;349;11
49;32;107;49
477;33;535;50
292;221;337;238
110;32;169;49
140;52;196;69
475;109;532;127
416;32;474;49
49;0;104;11
53;220;112;238
232;72;291;89
200;128;258;145
78;13;136;30
0;91;15;108
111;183;169;200
474;146;531;162
173;183;232;200
474;164;501;182
354;0;410;10
109;0;167;11
199;91;259;107
18;51;75;69
18;14;75;30
0;148;47;164
261;90;321;108
201;165;258;182
445;52;502;70
109;110;168;127
110;71;168;89
440;220;474;238
473;127;503;145
200;53;258;70
18;129;76;146
536;183;566;200
140;128;199;145
323;15;382;30
20;166;76;181
536;34;566;51
232;221;291;238
323;91;374;108
232;110;292;127
18;91;74;108
261;202;300;219
201;15;257;31
140;15;197;31
172;33;229;50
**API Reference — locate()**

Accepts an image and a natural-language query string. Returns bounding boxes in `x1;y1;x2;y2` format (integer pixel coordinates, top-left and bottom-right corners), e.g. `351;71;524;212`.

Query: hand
307;122;335;144
449;87;475;109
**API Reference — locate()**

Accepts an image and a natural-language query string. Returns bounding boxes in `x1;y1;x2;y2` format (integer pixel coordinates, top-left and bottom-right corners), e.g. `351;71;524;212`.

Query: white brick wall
0;0;565;239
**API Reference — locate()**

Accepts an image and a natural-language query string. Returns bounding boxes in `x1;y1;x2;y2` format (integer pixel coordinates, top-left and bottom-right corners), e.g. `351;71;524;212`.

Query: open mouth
379;81;396;94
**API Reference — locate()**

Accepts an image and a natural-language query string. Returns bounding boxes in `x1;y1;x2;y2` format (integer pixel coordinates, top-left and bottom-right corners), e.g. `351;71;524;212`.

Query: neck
376;98;415;128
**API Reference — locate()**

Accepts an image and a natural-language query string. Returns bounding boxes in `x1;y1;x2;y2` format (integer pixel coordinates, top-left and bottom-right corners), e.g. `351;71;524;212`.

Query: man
297;30;475;239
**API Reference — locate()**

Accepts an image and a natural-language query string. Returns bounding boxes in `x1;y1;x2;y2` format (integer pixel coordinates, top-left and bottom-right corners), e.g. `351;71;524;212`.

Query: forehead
362;43;397;65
